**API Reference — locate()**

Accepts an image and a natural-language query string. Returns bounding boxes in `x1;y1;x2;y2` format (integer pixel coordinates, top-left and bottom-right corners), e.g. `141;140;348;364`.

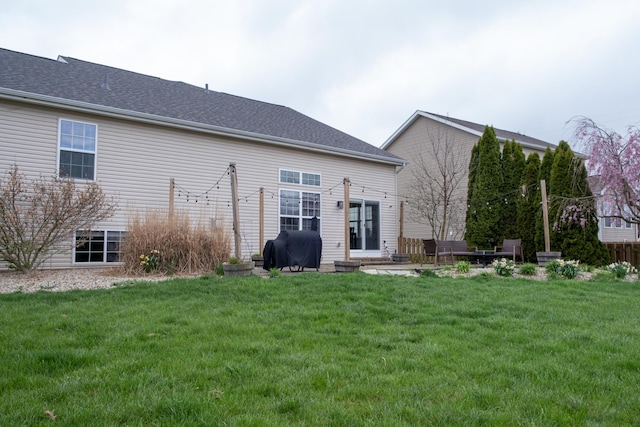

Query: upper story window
59;119;97;180
279;169;320;187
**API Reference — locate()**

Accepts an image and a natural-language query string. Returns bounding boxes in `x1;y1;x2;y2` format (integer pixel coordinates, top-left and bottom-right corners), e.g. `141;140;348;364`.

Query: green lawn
1;272;640;426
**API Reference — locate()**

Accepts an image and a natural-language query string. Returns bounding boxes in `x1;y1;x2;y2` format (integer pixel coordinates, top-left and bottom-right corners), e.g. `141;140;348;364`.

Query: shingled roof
0;48;404;165
382;110;556;151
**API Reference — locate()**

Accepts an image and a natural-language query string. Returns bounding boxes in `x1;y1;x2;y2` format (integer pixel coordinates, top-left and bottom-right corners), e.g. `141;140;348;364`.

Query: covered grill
262;230;322;271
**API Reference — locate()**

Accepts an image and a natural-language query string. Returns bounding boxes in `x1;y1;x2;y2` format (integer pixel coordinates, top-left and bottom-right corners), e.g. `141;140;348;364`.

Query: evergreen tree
516;152;540;262
464;126;503;249
535;147;555;252
548;141;609;266
500;140;525;242
464;144;479;239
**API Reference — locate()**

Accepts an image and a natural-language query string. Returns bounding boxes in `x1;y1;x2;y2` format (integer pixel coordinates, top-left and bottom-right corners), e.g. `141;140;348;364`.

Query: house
381;110;555;241
0;48;406;270
588;176;639;242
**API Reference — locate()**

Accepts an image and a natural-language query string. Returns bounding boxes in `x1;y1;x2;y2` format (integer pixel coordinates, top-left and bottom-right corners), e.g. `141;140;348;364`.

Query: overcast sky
2;0;639;148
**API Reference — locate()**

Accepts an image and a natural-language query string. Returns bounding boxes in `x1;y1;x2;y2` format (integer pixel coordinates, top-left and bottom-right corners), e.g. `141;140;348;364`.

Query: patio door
349;199;380;255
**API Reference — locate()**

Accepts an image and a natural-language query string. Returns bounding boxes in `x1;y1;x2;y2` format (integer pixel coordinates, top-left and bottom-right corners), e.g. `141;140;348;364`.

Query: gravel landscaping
0;268;174;294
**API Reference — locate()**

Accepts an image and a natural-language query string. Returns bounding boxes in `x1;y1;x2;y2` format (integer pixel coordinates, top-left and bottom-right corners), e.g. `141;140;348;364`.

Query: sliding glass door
349;199;380;255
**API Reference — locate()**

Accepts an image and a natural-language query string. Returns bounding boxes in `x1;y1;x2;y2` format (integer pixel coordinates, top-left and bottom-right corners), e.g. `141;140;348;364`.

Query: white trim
57;118;98;180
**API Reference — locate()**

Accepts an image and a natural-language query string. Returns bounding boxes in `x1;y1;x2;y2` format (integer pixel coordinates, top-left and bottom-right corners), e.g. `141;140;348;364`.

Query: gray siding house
382;110;555;240
0;48;405;270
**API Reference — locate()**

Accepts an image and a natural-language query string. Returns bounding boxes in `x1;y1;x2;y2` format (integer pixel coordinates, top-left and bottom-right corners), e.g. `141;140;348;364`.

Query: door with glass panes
349;200;380;255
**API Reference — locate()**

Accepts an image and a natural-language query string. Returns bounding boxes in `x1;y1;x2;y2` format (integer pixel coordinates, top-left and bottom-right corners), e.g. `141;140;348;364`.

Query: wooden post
343;177;350;261
259;187;264;255
229;163;242;259
541;179;551;252
169;178;175;222
398;200;405;252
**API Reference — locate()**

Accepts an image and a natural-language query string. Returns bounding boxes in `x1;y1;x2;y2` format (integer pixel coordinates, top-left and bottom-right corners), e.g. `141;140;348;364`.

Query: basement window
74;230;125;263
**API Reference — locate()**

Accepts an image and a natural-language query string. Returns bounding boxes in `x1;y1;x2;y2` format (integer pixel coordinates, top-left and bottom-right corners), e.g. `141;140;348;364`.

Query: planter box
334;260;361;272
536;252;562;267
251;255;264;268
223;261;255;277
392;253;409;263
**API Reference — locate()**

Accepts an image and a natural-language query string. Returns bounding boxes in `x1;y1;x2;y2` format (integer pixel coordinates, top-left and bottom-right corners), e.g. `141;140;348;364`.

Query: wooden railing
604;242;640;266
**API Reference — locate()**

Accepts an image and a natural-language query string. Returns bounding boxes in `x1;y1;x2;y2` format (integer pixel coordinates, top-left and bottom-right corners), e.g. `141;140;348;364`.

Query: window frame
278;188;321;233
278;169;321;187
74;230;125;264
58;118;98;181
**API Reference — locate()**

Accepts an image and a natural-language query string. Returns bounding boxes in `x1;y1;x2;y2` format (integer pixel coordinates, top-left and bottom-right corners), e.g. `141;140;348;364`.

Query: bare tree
0;165;118;272
406;124;469;239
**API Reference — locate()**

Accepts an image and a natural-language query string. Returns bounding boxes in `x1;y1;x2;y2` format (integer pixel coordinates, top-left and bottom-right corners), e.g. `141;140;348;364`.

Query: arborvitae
500;140;525;242
464;144;479;240
516;152;540;262
548;141;609;266
535;147;555;252
464;126;503;249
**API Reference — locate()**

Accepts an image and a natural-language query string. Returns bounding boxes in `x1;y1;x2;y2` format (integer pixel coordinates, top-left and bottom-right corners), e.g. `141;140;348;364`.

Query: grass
2;273;640;425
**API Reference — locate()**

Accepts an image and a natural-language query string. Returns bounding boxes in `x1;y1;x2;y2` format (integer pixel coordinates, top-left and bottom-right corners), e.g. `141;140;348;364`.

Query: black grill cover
263;230;322;271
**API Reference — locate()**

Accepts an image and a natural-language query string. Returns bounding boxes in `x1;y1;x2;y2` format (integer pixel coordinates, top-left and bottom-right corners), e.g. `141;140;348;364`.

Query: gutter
0;88;405;167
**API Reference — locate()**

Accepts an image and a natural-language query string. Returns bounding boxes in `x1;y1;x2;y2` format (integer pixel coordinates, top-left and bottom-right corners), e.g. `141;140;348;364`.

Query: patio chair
493;239;524;262
423;239;436;263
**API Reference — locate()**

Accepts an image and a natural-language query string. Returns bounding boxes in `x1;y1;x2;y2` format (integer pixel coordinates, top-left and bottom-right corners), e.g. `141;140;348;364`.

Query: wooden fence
604;242;640;266
398;237;432;264
400;237;640;266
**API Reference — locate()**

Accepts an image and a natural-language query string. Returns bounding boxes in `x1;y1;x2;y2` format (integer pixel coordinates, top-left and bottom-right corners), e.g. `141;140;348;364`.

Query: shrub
122;209;231;275
518;263;538;276
545;259;580;279
0;164;117;272
228;256;239;265
455;261;471;273
606;261;637;279
492;258;515;277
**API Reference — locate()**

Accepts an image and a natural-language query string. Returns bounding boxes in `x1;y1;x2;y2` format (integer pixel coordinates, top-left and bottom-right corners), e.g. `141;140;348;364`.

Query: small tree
548;142;609;266
0;165;117;272
573;117;640;225
406;123;469;239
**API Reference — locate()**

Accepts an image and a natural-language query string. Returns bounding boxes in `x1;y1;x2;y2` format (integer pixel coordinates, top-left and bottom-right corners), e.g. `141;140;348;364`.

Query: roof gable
382;110;556;152
0;48;403;165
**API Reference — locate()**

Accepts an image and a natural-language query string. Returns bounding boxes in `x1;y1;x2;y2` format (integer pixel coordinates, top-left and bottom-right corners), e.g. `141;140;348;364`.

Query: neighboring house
0;48;406;270
588;176;639;242
382;110;555;240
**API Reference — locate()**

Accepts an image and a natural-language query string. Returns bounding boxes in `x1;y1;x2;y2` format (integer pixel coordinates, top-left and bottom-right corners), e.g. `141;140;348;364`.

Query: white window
59;119;97;180
75;230;125;263
279;169;321;187
604;217;612;228
279;189;321;232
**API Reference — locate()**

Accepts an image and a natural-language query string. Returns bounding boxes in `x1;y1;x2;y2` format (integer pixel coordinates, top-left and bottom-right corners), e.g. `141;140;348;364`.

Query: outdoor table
472;250;501;268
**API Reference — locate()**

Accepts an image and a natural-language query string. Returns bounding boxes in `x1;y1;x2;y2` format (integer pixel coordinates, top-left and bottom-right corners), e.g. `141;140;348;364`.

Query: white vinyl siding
1;101;399;268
